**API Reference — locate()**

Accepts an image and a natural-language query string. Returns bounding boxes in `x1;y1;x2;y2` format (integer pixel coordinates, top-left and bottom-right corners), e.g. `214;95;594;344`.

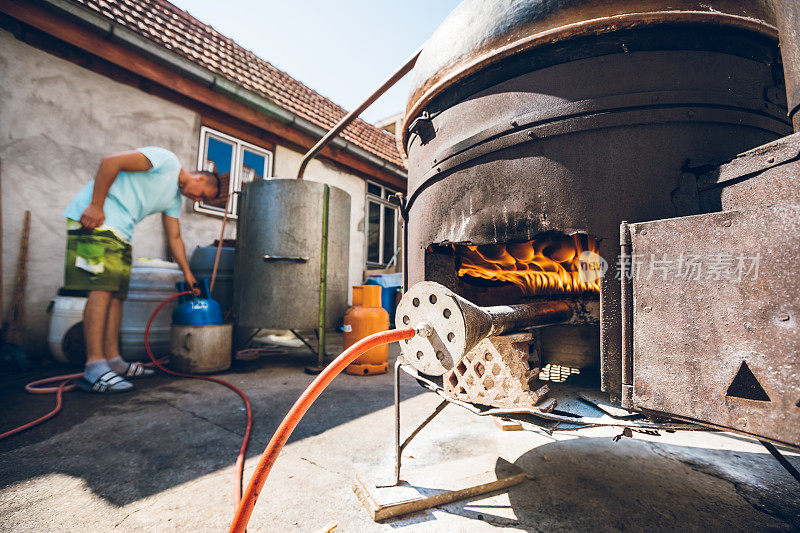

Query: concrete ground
1;334;798;532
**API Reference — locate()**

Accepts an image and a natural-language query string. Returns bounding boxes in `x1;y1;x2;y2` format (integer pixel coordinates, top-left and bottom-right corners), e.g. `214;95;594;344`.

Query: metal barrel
401;0;789;396
234;178;350;330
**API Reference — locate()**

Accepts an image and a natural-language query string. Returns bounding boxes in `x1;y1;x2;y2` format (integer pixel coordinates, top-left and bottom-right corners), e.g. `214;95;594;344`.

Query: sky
172;0;463;124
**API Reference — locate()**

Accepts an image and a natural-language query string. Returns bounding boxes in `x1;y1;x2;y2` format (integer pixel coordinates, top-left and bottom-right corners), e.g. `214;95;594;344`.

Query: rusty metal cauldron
400;0;792;397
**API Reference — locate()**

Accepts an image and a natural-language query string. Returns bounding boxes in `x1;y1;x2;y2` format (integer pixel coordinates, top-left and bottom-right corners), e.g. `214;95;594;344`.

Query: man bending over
63;147;220;393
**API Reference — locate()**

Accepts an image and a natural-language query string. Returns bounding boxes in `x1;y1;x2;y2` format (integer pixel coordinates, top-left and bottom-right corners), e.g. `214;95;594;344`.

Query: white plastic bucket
121;258;183;361
48;295;87;364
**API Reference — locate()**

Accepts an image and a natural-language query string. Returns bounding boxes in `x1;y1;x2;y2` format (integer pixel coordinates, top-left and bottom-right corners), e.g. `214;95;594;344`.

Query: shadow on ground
2;342;799;531
0;344;423;507
383;434;800;531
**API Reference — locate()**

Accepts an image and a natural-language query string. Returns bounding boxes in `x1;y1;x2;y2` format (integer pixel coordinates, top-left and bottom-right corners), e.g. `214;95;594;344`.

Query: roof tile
69;0;406;169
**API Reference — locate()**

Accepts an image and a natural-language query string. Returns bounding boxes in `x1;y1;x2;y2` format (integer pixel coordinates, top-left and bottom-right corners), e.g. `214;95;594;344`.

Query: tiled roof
71;0;406;169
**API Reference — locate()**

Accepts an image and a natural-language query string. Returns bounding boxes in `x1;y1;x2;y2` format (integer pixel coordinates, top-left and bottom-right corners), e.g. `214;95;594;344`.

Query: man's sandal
121;362;155;378
75;371;133;393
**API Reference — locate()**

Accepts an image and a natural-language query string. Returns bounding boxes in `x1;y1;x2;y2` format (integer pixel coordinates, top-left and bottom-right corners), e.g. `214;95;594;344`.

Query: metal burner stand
390;357;700;486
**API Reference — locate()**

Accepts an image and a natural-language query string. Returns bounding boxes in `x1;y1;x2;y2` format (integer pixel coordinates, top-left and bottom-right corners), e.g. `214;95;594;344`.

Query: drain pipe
314;184;330;369
775;0;800;132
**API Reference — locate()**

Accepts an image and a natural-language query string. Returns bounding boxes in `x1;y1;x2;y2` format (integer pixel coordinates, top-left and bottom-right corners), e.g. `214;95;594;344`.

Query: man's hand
185;271;200;296
163;214;198;295
80;204;105;231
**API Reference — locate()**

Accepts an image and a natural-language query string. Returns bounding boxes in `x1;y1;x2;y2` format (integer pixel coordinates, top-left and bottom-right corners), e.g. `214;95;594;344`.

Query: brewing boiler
234;178;351;330
396;0;800;449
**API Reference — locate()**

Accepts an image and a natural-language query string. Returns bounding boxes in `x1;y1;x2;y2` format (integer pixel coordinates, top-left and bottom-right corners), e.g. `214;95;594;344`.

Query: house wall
0;29;368;360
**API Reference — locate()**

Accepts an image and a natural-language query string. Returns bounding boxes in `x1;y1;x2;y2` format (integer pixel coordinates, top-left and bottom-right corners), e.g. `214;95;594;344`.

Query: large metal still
234;178;351;330
396;0;800;448
401;0;791;397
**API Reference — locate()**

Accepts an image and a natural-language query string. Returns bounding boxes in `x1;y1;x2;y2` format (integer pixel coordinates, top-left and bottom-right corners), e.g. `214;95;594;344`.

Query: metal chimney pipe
775;0;800;131
296;44;423;180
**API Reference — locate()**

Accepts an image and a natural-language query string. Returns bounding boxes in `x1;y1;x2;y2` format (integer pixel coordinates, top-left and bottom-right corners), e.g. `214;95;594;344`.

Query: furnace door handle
263;254;309;263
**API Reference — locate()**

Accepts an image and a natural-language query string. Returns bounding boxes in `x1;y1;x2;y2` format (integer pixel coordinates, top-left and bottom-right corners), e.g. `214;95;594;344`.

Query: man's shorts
64;219;132;299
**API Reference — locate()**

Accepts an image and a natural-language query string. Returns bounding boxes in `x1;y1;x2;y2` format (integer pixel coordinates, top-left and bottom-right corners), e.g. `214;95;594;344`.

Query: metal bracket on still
263;254;309;263
407;111;435;145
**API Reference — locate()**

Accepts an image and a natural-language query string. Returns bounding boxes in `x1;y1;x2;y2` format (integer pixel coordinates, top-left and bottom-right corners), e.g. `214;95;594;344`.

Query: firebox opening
424;232;603;392
424;232;604;307
455;232;602;298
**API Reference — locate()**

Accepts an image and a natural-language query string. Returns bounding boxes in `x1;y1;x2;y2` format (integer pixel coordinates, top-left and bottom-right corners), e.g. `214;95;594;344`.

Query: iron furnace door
624;205;799;449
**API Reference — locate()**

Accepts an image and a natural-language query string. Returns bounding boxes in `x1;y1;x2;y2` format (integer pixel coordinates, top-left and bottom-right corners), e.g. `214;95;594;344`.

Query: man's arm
162;214;198;294
80;151;154;230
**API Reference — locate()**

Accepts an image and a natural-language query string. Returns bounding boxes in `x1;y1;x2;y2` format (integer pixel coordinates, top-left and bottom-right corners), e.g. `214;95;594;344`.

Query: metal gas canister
172;278;223;326
344;285;389;375
170;278;230;373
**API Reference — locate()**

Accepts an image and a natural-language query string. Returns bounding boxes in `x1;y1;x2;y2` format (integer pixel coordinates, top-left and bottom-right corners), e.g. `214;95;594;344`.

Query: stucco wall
0;30;193;358
0;29;369;360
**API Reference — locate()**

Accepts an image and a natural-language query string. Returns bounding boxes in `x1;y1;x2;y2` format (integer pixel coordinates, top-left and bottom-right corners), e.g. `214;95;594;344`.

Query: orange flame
456;234;602;296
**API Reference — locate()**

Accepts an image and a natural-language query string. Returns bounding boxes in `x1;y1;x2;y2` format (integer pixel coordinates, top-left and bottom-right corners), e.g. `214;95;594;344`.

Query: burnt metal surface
444;332;554;412
696;131;800;212
405;36;788;401
405;46;788;196
404;0;777;136
774;0;800;130
629;205;800;448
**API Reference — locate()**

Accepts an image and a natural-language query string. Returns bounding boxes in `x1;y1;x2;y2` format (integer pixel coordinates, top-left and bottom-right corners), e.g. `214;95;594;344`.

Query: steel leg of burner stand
389;359;449;486
393;358;401;484
290;329;318;358
760;440;800;485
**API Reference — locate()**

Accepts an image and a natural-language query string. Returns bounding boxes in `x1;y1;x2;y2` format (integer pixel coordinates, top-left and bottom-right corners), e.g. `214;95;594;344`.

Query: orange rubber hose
24;373;82;394
228;326;416;533
2;290;252;516
0;374;80;440
145;290;253;507
0;361;168;441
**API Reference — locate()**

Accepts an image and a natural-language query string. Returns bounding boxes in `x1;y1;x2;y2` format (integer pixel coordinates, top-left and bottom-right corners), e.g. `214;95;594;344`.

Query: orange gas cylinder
351;286;363;308
344;285;390;375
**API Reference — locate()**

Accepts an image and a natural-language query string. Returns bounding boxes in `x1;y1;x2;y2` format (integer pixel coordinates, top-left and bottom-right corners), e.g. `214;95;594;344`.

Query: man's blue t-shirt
64;147;183;241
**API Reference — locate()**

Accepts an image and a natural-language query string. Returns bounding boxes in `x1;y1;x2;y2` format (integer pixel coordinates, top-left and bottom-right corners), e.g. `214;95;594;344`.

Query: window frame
365;180;401;268
194;126;274;218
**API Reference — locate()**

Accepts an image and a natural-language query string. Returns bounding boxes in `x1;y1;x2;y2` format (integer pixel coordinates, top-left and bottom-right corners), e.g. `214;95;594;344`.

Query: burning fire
456;234;603;296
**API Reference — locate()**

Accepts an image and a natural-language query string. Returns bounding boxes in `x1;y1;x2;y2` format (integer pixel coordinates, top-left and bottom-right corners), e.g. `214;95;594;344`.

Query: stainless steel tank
234;178;351;329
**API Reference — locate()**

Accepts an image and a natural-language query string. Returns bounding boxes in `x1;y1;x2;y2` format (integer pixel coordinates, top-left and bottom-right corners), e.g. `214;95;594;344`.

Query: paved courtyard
1;336;798;532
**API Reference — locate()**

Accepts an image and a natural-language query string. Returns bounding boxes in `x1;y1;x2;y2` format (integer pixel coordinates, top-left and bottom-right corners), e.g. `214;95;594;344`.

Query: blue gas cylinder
172;278;224;325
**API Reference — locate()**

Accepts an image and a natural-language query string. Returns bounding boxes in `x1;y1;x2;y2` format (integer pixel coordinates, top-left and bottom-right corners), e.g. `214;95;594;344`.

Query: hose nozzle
414;321;434;338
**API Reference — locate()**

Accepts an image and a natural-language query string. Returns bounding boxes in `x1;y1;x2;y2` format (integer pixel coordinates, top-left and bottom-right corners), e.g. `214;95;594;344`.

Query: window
366;181;401;268
195;126;273;217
